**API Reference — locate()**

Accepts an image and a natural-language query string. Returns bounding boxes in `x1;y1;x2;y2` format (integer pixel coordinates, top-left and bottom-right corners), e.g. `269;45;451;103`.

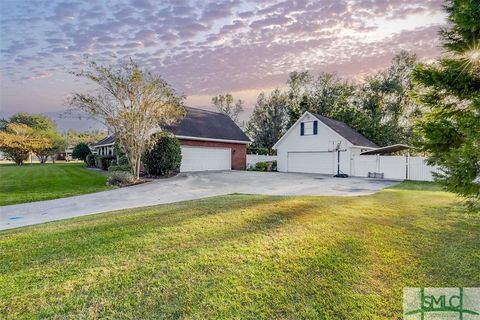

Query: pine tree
412;0;480;208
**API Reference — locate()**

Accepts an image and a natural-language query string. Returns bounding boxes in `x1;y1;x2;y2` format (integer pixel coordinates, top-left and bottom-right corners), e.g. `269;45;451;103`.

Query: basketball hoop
328;141;346;152
329;141;348;178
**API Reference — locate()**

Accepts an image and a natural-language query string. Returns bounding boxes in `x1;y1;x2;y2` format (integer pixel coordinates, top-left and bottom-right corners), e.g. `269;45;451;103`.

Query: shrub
72;143;91;162
142;133;182;176
85;154;96;167
117;155;129;166
272;160;277;171
94;155;115;171
108;164;131;172
255;162;268;171
107;171;134;186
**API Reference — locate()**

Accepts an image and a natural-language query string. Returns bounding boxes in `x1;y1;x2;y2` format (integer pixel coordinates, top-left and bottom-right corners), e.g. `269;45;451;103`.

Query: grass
0;163;113;206
1;182;479;319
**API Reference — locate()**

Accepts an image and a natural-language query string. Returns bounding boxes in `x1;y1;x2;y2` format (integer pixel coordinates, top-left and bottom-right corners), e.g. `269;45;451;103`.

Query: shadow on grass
1;189;477;319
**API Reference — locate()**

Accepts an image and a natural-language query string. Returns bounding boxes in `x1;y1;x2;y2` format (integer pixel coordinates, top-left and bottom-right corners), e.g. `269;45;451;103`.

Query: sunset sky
1;0;447;120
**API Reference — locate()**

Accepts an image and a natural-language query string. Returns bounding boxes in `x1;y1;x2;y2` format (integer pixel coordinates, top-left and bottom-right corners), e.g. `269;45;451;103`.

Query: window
303;122;313;135
301;121;317;136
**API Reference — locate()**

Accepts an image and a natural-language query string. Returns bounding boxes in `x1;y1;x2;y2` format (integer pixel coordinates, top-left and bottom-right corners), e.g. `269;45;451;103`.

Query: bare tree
69;59;185;179
211;93;244;127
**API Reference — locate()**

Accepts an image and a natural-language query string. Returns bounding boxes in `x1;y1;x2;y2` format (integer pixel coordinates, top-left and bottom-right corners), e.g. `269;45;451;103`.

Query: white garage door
287;152;335;174
180;146;231;172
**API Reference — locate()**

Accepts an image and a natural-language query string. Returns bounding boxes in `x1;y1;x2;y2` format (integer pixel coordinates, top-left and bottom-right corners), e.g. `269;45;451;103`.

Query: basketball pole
333;142;348;178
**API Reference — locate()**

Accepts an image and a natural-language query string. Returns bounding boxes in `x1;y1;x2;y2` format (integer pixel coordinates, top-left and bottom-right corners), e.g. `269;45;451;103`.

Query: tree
65;129;107;146
9;112;56;132
285;71;356;126
9;112;65;163
411;0;480;208
69;59;185;180
246;89;288;152
0;123;51;165
211;93;244;126
35;133;67;163
308;73;355;117
285;71;314;127
283;53;420;147
347;51;420;146
72;143;91;162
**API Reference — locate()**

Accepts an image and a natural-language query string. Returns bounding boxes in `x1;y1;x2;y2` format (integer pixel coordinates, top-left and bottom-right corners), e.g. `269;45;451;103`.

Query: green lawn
0;163;113;206
1;183;479;319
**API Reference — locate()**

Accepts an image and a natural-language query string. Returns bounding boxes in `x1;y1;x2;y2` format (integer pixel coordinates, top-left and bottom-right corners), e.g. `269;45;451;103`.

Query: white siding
275;113;352;174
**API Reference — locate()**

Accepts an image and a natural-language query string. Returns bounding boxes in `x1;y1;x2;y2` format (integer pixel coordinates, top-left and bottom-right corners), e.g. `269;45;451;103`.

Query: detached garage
273;111;378;176
92;107;250;172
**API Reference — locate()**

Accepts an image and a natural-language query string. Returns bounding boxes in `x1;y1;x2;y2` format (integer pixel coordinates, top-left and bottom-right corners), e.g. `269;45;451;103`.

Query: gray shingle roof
92;107;250;147
165;107;250;142
311;113;378;148
91;134;115;147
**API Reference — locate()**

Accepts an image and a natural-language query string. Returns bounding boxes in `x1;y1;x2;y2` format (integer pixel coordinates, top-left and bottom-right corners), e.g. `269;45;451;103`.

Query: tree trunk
136;157;141;180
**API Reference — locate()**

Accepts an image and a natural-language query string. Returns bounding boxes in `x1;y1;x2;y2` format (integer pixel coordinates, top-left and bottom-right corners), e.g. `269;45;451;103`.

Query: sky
0;0;447;125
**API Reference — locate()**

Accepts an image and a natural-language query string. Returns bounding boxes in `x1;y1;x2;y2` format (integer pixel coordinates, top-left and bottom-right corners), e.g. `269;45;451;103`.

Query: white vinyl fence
247;154;278;168
351;155;440;181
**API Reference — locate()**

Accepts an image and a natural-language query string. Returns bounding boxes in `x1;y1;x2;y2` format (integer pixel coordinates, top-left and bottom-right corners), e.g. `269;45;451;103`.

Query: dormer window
300;120;318;136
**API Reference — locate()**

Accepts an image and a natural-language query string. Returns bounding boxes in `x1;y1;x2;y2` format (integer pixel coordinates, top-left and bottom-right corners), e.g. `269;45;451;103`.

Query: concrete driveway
0;171;397;231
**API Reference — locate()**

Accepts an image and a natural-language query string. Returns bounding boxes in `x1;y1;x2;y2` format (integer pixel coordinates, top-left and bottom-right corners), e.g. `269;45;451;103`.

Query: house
273;111;379;176
91;107;250;171
91;136;115;156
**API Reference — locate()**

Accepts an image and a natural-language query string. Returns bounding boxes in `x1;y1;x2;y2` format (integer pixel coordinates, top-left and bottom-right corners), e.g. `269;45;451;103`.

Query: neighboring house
91;107;250;171
273;111;379;175
91;136;115;156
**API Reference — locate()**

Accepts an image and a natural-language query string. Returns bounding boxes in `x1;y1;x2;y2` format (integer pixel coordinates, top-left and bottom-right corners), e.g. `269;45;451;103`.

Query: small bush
107;171;135;186
94;155;115;171
85;154;96;167
142;133;182;176
108;164;131;172
272;160;277;171
255;162;268;171
117;155;129;166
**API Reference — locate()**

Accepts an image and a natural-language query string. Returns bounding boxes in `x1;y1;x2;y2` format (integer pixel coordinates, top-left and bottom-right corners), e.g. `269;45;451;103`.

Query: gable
273;112;350;150
274;112;378;149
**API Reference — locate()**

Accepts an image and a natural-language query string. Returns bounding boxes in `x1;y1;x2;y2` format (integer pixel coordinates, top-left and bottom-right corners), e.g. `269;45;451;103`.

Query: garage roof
166;107;250;143
92;107;250;147
311;113;378;148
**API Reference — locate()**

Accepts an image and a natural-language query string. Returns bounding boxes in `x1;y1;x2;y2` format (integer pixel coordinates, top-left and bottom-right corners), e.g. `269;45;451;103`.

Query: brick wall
179;139;247;170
